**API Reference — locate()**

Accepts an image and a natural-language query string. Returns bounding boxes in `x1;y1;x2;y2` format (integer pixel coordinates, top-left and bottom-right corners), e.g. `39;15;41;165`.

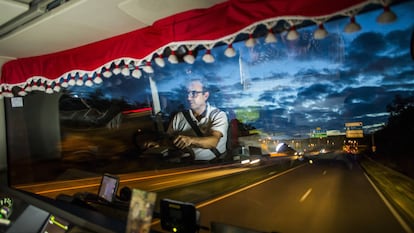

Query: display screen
98;174;119;202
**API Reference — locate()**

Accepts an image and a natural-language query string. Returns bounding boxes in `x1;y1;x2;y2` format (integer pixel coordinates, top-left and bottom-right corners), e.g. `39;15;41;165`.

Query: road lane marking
300;188;312;202
149;179;181;186
151;164;307;227
364;173;413;233
196;164;306;208
35;184;100;194
26;166;244;194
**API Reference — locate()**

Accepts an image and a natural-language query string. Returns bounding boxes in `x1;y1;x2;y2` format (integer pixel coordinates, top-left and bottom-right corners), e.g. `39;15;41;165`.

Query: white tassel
377;6;397;23
121;65;130;76
168;51;179;64
183;51;195;64
224;44;236;57
46;85;53;94
61;79;68;88
202;50;215;63
265;29;277;43
344;17;361;33
25;84;32;92
68;76;76;86
53;83;61;92
287;26;299;40
155;56;165;67
85;77;93;87
245;34;255;47
94;74;103;84
18;89;27;96
3;90;13;98
132;68;142;79
314;24;328;40
31;83;39;91
143;62;154;73
38;83;46;91
113;65;121;75
31;79;39;91
76;77;84;86
103;67;112;78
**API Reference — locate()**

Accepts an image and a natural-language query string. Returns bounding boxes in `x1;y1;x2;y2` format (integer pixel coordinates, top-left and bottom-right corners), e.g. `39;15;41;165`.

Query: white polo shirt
168;103;228;161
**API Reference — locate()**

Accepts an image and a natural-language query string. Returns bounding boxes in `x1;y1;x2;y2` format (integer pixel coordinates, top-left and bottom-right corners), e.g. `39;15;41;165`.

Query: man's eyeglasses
187;91;204;97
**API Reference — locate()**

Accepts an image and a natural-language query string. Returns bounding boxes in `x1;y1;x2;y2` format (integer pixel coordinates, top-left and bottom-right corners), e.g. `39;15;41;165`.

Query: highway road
191;157;409;233
14;154;410;233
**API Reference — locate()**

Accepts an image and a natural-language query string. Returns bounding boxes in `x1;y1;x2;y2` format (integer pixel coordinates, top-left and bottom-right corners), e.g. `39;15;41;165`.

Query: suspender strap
181;110;222;158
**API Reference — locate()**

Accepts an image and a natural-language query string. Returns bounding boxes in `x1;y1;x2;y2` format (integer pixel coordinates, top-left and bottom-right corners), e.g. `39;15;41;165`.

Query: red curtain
1;0;369;88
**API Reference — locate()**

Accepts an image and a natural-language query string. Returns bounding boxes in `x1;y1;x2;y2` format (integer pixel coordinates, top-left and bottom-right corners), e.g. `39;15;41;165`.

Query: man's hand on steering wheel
173;135;193;149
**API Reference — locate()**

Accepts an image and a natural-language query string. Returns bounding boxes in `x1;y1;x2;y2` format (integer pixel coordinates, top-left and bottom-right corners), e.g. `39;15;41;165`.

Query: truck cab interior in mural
1;0;414;233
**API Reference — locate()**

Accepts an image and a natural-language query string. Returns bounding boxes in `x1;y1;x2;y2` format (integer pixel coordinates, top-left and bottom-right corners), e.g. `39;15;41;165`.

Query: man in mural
167;78;228;162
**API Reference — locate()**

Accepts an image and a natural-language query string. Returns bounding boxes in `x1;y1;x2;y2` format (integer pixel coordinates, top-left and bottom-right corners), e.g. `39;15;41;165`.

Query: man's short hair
188;77;210;92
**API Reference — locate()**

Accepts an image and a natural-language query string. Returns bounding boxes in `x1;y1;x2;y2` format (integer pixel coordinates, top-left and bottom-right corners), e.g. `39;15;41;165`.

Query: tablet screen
97;174;119;202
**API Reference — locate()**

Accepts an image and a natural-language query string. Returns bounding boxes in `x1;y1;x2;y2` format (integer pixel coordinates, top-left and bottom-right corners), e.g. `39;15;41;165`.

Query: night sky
69;1;414;139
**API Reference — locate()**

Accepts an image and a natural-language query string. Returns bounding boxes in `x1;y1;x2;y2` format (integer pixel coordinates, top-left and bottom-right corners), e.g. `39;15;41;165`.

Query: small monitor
160;199;199;233
97;173;119;203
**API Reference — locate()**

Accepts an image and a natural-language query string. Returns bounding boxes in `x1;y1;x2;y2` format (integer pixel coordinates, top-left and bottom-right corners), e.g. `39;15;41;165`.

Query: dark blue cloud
349;32;388;54
297;83;334;99
385;28;413;52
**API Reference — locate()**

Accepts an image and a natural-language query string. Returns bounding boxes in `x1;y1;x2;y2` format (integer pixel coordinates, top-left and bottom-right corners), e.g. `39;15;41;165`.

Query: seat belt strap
181;110;221;158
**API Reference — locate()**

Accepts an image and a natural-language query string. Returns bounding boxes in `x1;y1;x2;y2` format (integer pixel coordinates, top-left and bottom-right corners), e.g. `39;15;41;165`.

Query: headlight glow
241;159;250;164
250;159;260;164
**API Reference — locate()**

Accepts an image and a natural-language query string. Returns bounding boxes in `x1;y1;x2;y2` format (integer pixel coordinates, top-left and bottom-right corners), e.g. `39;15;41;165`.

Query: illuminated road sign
345;122;364;138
